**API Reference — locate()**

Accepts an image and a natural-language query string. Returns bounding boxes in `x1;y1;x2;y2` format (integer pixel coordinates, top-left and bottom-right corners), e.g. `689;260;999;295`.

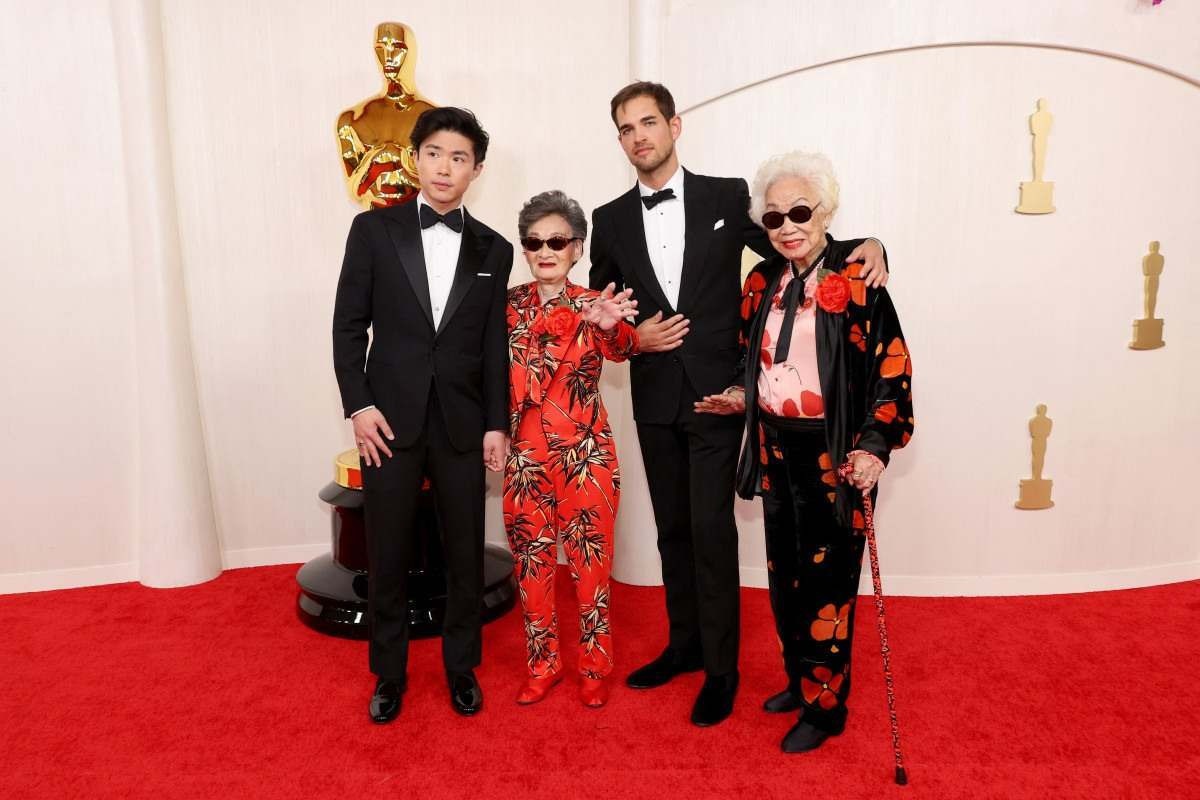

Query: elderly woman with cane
503;191;638;708
696;151;914;755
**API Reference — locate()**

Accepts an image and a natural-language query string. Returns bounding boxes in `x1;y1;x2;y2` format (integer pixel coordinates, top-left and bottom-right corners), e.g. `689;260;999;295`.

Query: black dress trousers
361;388;485;680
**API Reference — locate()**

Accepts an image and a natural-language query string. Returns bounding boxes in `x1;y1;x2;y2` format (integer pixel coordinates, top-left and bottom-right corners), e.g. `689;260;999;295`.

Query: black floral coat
734;234;915;526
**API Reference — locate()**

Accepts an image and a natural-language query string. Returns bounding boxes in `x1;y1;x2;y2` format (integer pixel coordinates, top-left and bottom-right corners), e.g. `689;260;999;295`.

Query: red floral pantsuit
504;281;638;679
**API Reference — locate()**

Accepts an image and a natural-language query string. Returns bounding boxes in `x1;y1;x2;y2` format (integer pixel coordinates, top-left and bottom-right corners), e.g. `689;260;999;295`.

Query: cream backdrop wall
1;1;1197;596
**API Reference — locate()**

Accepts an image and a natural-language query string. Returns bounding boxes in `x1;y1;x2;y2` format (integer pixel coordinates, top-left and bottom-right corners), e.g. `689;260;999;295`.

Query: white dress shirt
639;167;686;310
351;193;464;419
418;192;465;330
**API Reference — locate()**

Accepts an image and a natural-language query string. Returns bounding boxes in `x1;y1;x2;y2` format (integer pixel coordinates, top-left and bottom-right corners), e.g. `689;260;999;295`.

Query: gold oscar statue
1130;241;1166;350
1015;404;1054;510
336;22;436;208
1016;99;1055;214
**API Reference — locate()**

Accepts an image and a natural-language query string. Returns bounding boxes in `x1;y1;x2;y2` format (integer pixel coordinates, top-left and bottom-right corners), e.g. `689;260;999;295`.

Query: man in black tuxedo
590;82;887;726
332;107;512;724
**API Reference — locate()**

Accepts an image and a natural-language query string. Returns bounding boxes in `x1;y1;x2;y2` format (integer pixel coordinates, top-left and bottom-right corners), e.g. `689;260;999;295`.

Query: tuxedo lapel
382;202;435;330
617;187;674;315
436;211;489;336
678;170;717;313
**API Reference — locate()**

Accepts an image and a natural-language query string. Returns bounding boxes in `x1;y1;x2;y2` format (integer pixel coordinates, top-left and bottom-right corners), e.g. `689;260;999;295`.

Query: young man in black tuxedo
332;107;512;724
590;82;887;727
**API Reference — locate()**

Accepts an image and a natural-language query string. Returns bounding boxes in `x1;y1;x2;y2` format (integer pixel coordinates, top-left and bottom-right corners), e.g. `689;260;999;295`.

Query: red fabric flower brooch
533;303;578;338
813;270;852;313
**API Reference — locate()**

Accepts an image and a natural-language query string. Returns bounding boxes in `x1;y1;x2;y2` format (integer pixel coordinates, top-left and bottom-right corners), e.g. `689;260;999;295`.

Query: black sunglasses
761;203;820;230
520;236;579;252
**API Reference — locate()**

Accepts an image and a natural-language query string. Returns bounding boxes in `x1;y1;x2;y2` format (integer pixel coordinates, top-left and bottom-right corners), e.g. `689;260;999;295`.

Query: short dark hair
609;81;676;127
410;107;490;163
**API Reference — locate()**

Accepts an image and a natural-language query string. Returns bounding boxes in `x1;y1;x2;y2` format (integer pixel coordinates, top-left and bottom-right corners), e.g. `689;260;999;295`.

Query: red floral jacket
506;281;638;444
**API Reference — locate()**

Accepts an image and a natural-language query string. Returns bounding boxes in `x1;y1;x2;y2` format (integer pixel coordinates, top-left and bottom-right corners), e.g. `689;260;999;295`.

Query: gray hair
517;190;588;240
748;151;840;229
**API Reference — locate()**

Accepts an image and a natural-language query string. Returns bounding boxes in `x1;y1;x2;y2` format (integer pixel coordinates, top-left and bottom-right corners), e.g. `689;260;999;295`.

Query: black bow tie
641;188;676;210
419;204;464;233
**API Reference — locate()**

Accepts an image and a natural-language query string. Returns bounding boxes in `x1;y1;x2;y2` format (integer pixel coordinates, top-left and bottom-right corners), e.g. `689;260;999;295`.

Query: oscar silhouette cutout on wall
336;22;436;208
1016;99;1055;214
1130;241;1166;350
1015;404;1054;510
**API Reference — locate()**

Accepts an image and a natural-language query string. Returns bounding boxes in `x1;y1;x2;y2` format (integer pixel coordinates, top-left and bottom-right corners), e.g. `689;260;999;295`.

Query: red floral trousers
503;412;618;680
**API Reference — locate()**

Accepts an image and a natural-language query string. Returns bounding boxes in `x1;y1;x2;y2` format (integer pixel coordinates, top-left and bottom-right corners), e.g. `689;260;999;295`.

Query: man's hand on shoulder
847;238;888;288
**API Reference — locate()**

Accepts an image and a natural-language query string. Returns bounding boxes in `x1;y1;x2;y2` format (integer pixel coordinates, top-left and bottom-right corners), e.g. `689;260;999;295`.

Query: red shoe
580;676;609;708
516;671;563;705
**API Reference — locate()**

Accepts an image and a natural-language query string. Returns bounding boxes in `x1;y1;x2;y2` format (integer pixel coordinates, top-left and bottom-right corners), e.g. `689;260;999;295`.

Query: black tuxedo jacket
589;170;773;424
332;201;513;451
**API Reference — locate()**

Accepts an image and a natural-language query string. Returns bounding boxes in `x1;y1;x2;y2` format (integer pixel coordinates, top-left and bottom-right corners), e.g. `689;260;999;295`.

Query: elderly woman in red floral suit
505;190;638;708
698;152;913;753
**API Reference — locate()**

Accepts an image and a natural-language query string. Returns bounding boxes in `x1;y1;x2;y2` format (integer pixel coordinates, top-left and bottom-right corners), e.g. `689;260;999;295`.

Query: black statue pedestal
296;449;516;639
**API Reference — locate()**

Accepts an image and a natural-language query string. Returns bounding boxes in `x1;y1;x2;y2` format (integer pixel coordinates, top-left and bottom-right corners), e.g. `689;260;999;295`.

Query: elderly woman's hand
846;239;888;288
846;450;885;492
583;282;638;331
694;386;746;415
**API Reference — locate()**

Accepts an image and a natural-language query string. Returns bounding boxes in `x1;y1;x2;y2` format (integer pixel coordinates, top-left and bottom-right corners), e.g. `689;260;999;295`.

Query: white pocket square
476;272;492;277
713;219;725;230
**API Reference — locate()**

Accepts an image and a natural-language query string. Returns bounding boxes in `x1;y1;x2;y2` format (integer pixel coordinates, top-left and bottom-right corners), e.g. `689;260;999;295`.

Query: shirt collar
638;165;684;200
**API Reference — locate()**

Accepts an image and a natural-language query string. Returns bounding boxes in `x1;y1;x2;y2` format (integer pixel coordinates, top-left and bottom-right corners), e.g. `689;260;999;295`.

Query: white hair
748;151;840;229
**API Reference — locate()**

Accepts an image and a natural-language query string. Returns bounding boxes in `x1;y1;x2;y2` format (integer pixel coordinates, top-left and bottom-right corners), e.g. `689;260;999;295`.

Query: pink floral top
756;267;825;418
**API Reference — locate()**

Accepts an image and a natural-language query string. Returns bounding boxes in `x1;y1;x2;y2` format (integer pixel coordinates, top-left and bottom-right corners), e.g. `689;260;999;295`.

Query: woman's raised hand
583;282;638;331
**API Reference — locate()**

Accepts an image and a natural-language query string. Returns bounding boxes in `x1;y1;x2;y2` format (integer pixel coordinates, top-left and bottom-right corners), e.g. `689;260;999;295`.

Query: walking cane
838;462;909;786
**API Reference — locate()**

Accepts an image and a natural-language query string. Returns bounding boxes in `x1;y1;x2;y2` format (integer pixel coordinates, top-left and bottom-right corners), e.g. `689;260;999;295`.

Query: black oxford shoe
690;671;738;727
448;670;483;716
626;648;704;690
762;687;803;714
369;679;404;724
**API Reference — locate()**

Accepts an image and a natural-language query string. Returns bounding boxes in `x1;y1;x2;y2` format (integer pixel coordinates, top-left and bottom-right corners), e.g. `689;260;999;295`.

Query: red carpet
2;567;1197;799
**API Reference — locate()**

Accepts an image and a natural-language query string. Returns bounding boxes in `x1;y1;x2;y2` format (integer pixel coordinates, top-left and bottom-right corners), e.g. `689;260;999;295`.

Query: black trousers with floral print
760;419;866;731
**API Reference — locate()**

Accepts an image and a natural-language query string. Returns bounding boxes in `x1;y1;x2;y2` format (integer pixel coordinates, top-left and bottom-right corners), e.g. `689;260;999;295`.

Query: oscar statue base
1016;181;1055;214
296;462;516;639
1129;318;1164;350
1015;478;1054;510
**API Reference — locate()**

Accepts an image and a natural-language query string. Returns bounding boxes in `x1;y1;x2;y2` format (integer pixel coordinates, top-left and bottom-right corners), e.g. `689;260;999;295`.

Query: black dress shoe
781;716;845;753
448;670;483;716
690;671;738;727
369;679;404;724
626;648;703;689
762;687;803;714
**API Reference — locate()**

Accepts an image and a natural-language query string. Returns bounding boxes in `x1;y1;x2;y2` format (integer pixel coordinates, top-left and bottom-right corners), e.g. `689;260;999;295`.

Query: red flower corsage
813;270;851;313
543;304;578;337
